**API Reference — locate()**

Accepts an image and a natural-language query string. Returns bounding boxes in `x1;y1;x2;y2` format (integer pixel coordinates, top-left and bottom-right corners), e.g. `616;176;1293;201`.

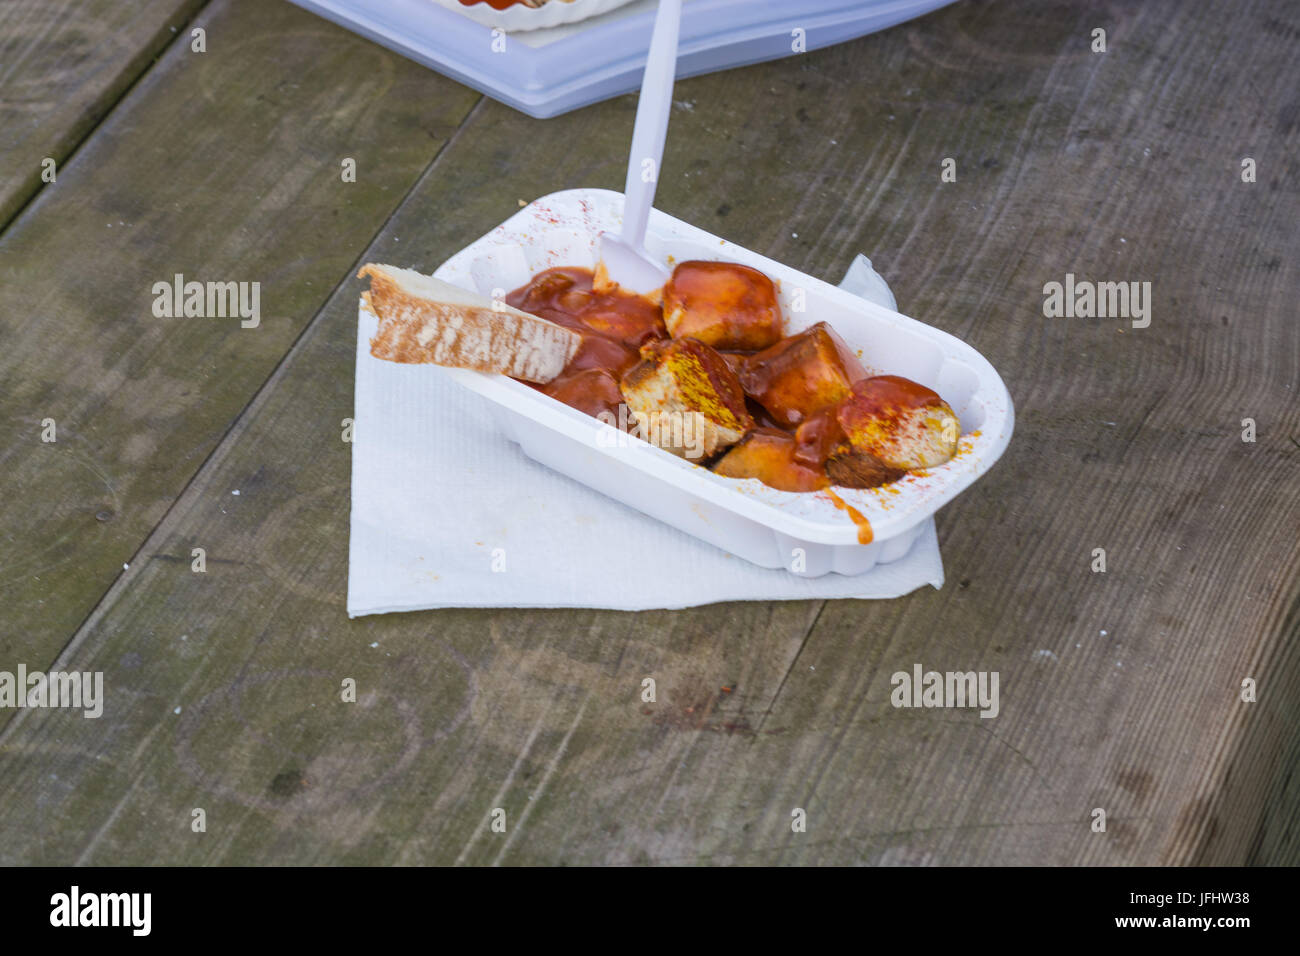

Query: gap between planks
0;0;215;236
0;92;488;750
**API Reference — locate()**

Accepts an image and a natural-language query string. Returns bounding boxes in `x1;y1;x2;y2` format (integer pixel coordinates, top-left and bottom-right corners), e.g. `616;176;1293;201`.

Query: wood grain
0;0;1295;864
0;0;209;226
0;0;481;659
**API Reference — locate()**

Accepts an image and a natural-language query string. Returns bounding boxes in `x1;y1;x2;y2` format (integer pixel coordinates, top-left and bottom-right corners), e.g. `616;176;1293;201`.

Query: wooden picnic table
0;0;1295;866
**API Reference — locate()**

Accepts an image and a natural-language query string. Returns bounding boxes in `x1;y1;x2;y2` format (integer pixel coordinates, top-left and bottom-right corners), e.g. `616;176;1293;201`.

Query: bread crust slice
359;263;582;384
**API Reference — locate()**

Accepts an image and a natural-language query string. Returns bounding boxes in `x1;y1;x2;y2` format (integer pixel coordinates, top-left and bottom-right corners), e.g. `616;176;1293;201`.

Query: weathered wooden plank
0;0;481;661
1;0;1297;864
0;0;209;227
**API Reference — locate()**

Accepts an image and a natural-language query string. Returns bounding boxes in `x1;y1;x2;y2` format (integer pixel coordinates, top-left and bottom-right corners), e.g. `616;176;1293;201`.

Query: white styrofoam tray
386;188;1013;576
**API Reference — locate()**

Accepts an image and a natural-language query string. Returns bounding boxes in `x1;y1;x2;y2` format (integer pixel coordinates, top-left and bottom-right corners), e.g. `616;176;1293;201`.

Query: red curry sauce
505;265;944;499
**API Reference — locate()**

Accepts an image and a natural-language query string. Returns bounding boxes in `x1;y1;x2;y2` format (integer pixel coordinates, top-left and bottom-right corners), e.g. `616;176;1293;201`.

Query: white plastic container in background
432;0;639;32
423;188;1014;577
288;0;958;118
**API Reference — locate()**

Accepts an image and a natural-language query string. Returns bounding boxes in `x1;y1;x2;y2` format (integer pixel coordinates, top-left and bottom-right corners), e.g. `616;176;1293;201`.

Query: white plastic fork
597;0;682;294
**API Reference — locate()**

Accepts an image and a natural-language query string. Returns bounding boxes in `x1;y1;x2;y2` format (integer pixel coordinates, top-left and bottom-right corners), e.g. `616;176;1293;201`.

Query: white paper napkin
347;254;943;615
